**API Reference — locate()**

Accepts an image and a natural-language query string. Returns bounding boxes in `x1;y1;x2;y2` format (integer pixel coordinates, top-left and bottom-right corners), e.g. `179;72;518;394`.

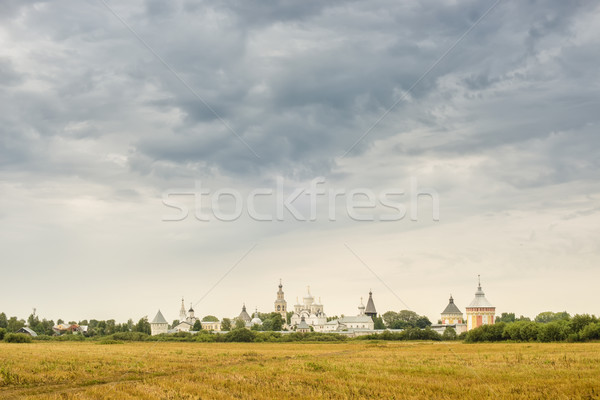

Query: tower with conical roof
441;295;463;325
237;303;251;324
365;290;377;318
274;279;287;319
150;310;168;336
465;275;495;331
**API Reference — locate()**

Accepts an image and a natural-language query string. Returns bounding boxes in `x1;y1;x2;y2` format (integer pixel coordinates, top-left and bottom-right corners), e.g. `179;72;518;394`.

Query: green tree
221;318;232;331
259;313;284;331
442;327;457;341
27;313;40;329
172;320;179;328
382;311;399;327
537;320;569;342
192;320;202;331
286;311;294;325
134;318;151;335
535;311;570;323
7;317;25;333
4;333;32;343
261;320;273;331
398;310;420;325
497;312;516;323
202;315;219;322
569;314;597;333
37;319;55;336
96;320;106;336
416;316;432;329
224;328;256;342
383;310;429;329
234;319;246;329
580;323;600;341
0;312;7;328
106;319;116;335
373;316;385;330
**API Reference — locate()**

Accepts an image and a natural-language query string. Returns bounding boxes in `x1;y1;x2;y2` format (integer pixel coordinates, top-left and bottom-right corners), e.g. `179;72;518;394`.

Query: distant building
273;279;287;319
173;320;193;332
170;298;221;332
441;295;464;325
364;291;377;318
290;286;327;329
234;304;252;326
150;310;169;336
432;294;467;335
319;298;374;332
296;316;311;333
466;276;495;331
52;323;81;335
250;308;262;327
201;320;221;331
17;327;38;337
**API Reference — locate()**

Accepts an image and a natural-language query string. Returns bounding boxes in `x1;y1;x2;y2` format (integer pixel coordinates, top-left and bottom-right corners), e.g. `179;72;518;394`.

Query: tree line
465;312;600;343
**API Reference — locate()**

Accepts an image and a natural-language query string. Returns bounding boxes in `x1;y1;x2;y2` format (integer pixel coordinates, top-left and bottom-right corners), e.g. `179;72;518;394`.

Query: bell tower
274;279;287;319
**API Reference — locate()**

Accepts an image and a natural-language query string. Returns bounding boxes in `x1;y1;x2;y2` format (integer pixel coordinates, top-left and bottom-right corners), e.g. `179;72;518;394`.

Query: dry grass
1;341;599;399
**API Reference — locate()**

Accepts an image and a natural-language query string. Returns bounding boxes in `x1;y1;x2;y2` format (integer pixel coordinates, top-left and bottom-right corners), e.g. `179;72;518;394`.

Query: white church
290;286;327;328
150;298;221;335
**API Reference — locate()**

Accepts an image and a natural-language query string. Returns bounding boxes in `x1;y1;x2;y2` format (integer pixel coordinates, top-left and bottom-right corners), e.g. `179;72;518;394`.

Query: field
1;341;599;399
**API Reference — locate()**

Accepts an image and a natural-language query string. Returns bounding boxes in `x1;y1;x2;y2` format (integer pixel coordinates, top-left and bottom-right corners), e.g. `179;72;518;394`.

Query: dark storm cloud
1;0;599;187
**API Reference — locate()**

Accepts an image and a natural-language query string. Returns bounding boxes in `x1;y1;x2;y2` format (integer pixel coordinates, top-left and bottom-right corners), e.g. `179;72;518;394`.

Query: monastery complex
150;276;495;337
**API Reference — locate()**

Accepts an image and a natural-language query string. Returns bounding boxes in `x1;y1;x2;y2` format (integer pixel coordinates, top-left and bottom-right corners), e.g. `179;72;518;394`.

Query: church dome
251;309;262;326
467;277;493;308
303;286;314;298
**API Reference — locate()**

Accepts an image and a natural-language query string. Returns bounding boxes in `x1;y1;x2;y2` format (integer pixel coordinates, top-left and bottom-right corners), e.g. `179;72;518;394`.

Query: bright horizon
1;1;599;325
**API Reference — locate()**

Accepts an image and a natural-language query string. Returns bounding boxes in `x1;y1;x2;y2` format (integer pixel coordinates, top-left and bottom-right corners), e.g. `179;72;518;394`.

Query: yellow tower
465;276;495;331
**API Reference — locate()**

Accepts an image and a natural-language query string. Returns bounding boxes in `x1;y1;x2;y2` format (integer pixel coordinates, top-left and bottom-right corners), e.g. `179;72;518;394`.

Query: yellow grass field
1;341;599;399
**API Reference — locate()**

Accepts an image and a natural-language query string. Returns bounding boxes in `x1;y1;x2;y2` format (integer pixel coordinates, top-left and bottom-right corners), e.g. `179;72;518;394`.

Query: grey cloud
0;0;598;188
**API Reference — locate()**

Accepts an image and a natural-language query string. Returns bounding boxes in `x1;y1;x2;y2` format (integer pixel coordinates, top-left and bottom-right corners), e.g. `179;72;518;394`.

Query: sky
1;0;599;324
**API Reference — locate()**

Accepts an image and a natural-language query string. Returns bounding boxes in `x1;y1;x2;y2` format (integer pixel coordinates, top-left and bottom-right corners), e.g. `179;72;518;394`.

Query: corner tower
441;295;463;325
274;279;287;319
465;276;495;331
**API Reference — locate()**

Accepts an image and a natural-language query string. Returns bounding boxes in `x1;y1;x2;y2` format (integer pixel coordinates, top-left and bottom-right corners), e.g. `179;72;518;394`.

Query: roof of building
297;316;310;330
365;291;377;315
467;278;494;308
303;286;314;300
238;304;251;322
250;309;262;325
441;295;463;315
151;310;168;324
18;327;38;337
339;315;373;324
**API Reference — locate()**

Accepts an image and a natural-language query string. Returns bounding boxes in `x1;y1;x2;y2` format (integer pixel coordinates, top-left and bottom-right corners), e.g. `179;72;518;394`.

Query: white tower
274;279;288;319
179;298;187;322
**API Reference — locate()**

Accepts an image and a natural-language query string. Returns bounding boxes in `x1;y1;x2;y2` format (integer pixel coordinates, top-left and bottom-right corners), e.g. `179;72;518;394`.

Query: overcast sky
1;0;599;324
